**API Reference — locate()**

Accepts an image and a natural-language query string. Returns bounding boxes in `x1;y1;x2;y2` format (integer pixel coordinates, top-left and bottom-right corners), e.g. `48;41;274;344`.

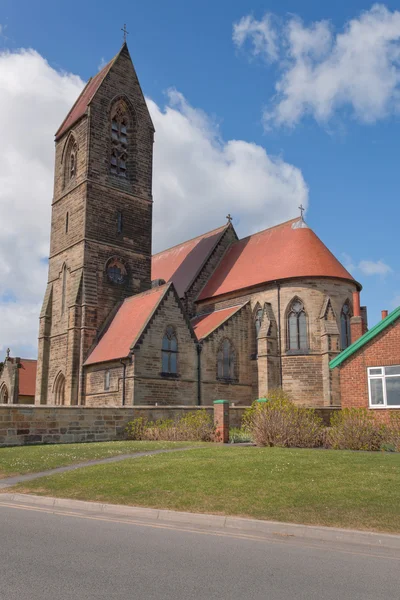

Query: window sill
285;350;310;356
160;372;180;379
369;405;400;409
217;378;239;385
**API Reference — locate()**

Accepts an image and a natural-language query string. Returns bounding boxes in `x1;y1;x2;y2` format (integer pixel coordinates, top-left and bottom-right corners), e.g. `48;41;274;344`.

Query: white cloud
341;252;355;272
0;48;308;357
233;13;278;62
358;259;392;276
0;49;84;358
342;254;392;276
234;4;400;127
150;89;308;252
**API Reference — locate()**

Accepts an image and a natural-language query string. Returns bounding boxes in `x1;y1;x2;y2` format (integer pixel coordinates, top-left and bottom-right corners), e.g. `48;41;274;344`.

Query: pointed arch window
341;302;352;349
162;326;178;375
217;339;236;381
0;384;9;404
110;102;129;177
287;299;308;351
54;372;65;406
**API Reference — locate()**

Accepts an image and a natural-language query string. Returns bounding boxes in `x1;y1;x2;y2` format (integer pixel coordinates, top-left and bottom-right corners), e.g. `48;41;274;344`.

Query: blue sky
1;0;400;356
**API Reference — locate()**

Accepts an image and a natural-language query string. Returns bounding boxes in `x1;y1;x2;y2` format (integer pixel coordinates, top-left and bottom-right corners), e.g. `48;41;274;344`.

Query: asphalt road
0;503;399;600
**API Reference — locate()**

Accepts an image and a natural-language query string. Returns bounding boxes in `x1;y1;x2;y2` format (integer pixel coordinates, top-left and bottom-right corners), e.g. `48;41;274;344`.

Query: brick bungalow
330;302;400;417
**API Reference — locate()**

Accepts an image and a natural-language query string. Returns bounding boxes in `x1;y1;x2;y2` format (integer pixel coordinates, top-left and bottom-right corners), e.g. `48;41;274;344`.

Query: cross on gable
298;204;305;219
226;214;233;224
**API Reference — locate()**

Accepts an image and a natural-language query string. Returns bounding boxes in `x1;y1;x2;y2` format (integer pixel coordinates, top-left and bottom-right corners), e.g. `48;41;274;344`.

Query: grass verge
0;441;199;478
9;445;400;533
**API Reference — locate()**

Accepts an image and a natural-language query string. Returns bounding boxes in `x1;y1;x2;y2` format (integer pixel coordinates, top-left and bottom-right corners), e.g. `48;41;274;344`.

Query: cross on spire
121;24;129;43
298;204;305;220
226;214;233;224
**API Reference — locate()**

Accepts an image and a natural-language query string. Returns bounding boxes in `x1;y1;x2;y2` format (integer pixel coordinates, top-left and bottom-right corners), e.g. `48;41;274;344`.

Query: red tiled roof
55;57;115;140
199;219;359;301
191;304;246;340
19;359;37;397
85;285;169;365
151;225;228;298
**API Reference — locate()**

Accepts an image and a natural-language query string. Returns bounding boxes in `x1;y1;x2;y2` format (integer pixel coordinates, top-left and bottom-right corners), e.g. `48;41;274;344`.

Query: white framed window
368;366;400;408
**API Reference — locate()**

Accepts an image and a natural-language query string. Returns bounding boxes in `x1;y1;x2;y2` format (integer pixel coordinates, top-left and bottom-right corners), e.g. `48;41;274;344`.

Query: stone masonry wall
133;289;198;405
197;277;357;406
0;404;339;447
0;405;212;447
200;304;253;406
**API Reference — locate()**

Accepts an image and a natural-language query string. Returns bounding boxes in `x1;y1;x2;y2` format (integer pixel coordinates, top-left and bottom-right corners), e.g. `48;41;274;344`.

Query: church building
31;43;366;409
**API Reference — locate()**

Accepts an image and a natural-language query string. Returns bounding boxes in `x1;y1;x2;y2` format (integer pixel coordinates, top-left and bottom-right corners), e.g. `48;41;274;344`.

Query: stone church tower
35;43;154;405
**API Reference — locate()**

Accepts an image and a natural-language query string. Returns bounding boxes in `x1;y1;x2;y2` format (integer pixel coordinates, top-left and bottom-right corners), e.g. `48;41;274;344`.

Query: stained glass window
217;339;236;381
162;326;178;374
287;299;308;351
341;302;351;349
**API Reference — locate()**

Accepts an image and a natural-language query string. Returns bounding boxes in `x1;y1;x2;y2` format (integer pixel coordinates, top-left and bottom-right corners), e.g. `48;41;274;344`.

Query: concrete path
0;446;195;489
0;496;399;600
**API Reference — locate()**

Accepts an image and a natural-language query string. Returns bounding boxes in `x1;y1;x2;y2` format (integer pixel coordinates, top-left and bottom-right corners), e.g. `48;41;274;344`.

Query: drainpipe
275;281;283;387
119;358;129;406
196;342;203;406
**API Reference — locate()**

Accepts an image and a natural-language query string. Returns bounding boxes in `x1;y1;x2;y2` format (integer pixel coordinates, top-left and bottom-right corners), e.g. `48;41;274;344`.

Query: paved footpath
0;494;399;600
0;446;196;489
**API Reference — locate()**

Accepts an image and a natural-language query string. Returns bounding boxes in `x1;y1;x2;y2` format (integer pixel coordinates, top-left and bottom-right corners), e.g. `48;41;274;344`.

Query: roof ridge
191;303;245;321
330;306;400;369
235;217;300;245
123;283;170;303
153;225;228;257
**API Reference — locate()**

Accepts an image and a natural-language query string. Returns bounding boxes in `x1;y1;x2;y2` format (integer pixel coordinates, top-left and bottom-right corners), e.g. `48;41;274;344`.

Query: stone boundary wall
0;405;340;447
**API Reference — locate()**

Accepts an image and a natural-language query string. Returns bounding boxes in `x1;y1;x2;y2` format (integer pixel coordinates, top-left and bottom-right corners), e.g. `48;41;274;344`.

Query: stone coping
0;404;341;410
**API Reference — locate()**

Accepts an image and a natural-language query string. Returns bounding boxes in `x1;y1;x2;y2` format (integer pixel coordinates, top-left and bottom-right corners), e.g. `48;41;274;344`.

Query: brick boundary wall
0;405;340;447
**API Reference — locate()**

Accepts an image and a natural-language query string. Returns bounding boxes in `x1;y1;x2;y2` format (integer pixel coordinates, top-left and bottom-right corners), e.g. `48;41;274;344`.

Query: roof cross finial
121;24;129;43
226;213;233;224
298;204;305;220
6;348;10;359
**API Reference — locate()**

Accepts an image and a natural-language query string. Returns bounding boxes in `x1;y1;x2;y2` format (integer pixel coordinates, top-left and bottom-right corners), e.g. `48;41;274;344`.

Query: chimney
350;291;363;343
381;310;388;320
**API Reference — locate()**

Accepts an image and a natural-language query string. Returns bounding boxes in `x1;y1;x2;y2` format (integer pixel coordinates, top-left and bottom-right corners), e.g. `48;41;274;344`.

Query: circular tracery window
107;259;127;284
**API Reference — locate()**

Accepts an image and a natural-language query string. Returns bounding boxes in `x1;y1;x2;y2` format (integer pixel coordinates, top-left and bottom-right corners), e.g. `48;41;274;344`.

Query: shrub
325;408;385;451
125;410;215;442
243;389;323;448
384;411;400;452
125;417;148;441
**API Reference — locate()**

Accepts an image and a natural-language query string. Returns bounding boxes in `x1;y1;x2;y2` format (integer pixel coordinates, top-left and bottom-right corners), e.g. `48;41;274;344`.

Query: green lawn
0;441;197;478
9;445;400;533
